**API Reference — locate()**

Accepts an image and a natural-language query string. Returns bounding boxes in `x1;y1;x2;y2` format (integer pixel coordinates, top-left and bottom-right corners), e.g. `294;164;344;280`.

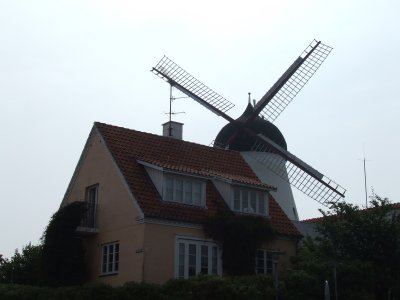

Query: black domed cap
214;103;287;151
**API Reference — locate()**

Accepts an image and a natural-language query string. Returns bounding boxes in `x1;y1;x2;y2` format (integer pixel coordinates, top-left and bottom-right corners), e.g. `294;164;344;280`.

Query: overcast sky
1;0;399;258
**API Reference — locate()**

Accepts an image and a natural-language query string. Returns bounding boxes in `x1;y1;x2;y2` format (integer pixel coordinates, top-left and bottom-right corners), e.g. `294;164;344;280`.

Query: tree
0;243;42;285
41;201;87;286
285;195;400;300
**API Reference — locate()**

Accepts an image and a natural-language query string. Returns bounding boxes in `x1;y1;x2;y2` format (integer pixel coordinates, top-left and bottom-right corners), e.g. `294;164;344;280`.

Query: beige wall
260;237;297;276
142;222;206;284
63;130;145;286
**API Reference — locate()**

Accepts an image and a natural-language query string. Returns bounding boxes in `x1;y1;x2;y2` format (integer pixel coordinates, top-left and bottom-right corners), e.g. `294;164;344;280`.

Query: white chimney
162;121;183;140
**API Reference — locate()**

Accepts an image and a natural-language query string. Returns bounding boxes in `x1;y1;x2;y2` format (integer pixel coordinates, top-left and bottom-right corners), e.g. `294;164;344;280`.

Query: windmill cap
214;103;287;151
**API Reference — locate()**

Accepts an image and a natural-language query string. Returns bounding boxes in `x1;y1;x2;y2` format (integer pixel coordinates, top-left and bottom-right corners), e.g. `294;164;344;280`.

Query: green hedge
0;275;277;300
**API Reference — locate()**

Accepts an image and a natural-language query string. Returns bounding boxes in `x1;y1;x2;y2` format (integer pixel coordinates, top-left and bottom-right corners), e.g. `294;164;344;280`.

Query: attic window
164;174;205;207
232;187;268;216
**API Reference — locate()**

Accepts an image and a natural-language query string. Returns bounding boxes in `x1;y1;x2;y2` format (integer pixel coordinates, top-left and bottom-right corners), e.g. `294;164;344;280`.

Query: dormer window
164;174;206;207
232;187;268;216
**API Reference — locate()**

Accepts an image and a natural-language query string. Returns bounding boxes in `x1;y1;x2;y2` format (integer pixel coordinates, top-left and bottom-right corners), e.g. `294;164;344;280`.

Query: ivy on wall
41;201;87;286
203;212;274;276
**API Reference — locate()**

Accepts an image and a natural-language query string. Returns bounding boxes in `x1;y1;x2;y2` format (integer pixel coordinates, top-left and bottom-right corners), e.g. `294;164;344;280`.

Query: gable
61;127;143;223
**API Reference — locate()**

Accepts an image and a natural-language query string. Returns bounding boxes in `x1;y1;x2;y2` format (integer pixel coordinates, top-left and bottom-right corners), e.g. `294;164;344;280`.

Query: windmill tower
151;40;346;221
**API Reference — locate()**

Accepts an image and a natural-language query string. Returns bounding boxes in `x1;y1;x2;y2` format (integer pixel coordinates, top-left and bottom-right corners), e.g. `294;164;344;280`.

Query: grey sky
1;0;399;258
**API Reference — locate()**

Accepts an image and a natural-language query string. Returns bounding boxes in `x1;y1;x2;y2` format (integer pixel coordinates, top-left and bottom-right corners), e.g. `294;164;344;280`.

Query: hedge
0;275;277;300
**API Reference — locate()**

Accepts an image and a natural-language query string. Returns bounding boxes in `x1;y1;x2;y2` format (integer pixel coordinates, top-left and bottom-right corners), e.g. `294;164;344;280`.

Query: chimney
162;121;183;140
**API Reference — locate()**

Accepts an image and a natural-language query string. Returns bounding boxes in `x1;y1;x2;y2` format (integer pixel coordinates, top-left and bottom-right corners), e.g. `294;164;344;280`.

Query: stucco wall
261;237;297;276
63;130;145;286
142;221;206;284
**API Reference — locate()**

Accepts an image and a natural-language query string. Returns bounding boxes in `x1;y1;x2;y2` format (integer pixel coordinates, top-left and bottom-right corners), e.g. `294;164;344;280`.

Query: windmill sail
151;56;235;121
251;134;346;206
151;40;346;207
251;40;333;123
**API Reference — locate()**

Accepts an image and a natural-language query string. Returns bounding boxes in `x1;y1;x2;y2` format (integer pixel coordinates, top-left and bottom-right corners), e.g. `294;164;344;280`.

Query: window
101;242;119;275
83;184;98;228
255;249;275;274
164;174;205;206
232;187;267;215
176;238;220;279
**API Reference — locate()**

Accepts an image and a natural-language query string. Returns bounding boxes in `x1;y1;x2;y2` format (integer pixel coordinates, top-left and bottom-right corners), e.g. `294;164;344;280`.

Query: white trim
163;174;206;207
174;236;222;279
231;186;269;216
137;160;164;171
140;217;203;229
61;125;97;207
101;241;120;275
99;128;144;219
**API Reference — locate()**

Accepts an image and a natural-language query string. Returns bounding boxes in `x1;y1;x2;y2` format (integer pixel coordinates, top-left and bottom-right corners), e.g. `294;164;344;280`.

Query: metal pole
333;262;338;300
169;85;173;136
363;157;368;208
274;260;279;300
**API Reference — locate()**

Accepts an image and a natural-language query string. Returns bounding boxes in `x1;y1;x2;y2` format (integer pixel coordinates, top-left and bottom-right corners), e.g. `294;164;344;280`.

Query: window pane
184;181;193;204
108;244;114;272
233;189;240;211
166;176;174;201
175;179;183;202
250;191;257;213
258;193;266;215
256;249;265;274
211;246;218;275
188;244;196;277
266;253;273;274
88;187;97;204
200;245;208;274
102;246;108;273
242;191;248;211
178;243;185;279
193;182;202;205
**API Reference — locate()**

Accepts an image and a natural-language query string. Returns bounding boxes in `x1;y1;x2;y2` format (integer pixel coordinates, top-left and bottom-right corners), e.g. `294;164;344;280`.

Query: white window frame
255;249;276;275
101;242;119;275
163;174;206;207
175;236;222;279
232;187;268;216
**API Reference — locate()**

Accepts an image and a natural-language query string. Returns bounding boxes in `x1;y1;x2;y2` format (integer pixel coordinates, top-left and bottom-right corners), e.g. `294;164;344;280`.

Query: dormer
138;160;207;208
212;179;273;217
138;159;275;217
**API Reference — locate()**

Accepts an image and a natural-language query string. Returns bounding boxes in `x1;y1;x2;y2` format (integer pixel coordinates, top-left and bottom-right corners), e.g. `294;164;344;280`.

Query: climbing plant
203;212;274;276
41;201;87;286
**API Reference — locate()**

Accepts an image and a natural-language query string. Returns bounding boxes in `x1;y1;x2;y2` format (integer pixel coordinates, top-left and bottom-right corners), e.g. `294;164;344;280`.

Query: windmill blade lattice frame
151;56;235;119
256;40;333;123
251;134;346;206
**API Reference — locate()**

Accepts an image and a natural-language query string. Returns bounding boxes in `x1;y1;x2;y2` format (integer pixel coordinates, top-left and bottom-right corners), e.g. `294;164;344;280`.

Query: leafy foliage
203;212;274;276
41;201;87;286
0;244;42;285
0;275;277;300
284;195;400;300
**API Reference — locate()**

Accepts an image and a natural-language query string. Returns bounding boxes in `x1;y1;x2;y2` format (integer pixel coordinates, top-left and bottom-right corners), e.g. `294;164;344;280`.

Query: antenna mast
363;155;368;208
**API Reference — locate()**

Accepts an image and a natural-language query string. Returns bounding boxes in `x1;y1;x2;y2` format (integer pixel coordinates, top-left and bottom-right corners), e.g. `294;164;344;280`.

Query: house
61;121;301;286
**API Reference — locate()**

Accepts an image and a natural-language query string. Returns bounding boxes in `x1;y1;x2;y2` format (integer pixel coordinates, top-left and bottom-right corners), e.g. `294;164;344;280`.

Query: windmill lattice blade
251;134;346;206
151;56;235;116
260;40;333;122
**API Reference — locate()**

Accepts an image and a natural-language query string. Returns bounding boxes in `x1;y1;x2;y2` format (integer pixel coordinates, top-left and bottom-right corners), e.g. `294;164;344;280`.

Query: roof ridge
94;121;237;154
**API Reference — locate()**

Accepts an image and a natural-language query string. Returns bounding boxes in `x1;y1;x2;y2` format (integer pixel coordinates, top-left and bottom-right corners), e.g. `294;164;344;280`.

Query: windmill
151;40;346;220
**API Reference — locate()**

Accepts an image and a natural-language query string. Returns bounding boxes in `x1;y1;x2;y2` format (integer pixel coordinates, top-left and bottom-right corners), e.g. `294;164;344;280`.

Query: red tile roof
95;122;300;237
269;194;301;236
